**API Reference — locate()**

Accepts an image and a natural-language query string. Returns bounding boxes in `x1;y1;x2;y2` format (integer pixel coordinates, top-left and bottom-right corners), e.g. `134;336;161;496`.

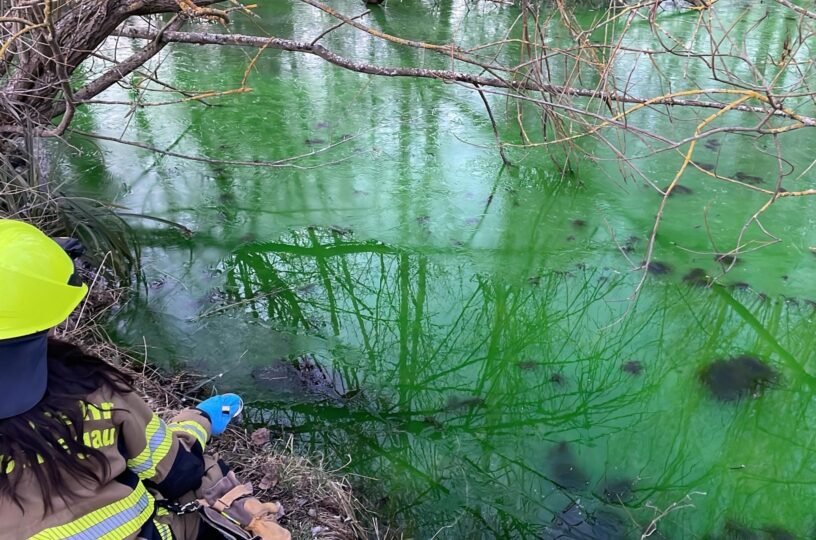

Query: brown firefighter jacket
0;383;213;540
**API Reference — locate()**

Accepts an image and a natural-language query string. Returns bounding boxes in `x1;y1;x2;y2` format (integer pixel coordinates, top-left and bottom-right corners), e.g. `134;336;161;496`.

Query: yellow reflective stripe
30;481;154;540
169;420;208;450
126;414;173;480
155;520;174;540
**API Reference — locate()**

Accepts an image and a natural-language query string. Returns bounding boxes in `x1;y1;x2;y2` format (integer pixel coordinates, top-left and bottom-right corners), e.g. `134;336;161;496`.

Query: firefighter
0;219;243;539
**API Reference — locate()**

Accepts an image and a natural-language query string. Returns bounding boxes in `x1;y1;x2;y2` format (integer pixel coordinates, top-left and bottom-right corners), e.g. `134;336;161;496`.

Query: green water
60;1;816;537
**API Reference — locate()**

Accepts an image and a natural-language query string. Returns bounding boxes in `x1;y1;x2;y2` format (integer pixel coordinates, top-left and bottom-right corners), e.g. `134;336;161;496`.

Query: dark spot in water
621;360;643;375
700;356;777;401
528;276;541;286
451;240;465;247
218;191;235;203
304;138;326;145
758;292;769;302
149;279;165;290
721;520;760;540
547;502;627;538
781;275;789;280
734;172;765;185
415;215;430;224
715;253;739;265
252;354;346;399
696;162;715;172
730;282;751;291
777;186;788;193
704;139;721;150
763;526;797;540
600;477;634;504
668;185;693;196
549;373;565;385
622;236;639;253
683;268;710;287
715;520;793;540
486;194;494;204
804;299;816;310
566;235;576;242
548;442;588;490
572;219;586;228
315;121;329;129
445;395;485;411
422;416;443;429
516;360;539;371
645;261;672;275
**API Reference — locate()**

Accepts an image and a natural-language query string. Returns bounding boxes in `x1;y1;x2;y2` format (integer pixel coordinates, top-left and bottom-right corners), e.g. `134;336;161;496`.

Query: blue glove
196;393;243;436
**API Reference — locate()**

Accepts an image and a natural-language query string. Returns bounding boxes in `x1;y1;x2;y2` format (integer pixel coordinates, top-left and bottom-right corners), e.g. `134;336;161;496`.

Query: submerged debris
621;360;643;375
545;502;627;539
715;253;739;265
252;354;348;400
700;356;777;401
645;261;672;275
708;520;794;540
516;360;539;371
763;526;797;540
668;184;693;196
547;442;588;490
445;395;485;411
622;236;639;253
549;373;566;385
734;171;765;185
600;477;634;504
683;268;710;287
572;219;587;228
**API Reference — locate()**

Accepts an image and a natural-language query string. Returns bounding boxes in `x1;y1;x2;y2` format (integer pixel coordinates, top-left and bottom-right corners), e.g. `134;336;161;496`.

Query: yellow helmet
0;219;88;340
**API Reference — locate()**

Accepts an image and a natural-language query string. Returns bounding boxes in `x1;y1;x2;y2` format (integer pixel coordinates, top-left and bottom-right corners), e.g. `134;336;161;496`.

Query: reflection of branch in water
218;226;816;536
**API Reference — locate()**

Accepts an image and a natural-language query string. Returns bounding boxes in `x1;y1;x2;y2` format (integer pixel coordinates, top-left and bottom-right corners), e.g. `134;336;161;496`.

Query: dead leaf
258;470;279;490
251;427;270;446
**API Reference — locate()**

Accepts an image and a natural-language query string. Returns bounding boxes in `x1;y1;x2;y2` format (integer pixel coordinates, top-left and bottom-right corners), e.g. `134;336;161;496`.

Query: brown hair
0;339;133;514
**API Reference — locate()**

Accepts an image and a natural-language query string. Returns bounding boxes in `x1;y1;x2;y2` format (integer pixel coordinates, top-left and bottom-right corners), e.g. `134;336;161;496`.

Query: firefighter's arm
114;390;212;500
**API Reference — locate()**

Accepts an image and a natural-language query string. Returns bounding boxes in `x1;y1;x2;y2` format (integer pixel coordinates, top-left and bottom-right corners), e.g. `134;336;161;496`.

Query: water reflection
182;227;816;538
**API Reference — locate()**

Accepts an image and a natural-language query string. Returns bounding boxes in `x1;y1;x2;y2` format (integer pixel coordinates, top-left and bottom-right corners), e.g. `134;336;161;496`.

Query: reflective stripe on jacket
0;384;212;540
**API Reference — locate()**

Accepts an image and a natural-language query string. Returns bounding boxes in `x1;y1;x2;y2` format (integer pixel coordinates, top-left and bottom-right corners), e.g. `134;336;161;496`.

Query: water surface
61;2;816;537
